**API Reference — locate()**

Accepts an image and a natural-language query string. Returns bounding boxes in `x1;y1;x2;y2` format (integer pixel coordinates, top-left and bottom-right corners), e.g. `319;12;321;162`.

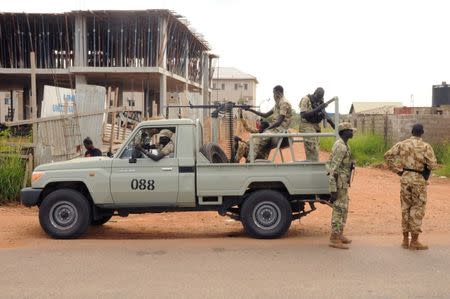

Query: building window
4;98;11;105
244;83;248;90
234;83;238;90
221;83;225;90
213;83;216;89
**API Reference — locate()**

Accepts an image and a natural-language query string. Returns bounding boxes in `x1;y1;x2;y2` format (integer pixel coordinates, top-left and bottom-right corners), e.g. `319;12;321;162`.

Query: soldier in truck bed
244;85;292;160
299;87;335;161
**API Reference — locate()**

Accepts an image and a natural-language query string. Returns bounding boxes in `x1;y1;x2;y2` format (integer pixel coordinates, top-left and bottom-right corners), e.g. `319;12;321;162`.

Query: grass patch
320;133;387;166
0;148;26;203
433;141;450;177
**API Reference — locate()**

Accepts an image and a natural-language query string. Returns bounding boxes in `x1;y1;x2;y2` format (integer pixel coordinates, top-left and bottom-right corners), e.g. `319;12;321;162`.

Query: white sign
41;85;76;117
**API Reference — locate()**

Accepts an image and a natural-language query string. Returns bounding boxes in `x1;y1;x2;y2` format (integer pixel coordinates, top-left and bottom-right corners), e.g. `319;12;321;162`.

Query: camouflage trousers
299;125;319;162
252;128;285;160
235;140;249;162
331;188;349;234
400;181;427;234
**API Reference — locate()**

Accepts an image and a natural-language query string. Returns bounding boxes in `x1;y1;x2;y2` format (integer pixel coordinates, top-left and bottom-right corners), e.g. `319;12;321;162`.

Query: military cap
338;122;356;132
159;129;173;139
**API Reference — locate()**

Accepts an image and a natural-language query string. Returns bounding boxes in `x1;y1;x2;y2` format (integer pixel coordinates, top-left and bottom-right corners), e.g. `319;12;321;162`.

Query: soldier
136;129;174;161
234;110;270;162
384;124;437;250
245;85;292;160
328;122;356;250
299;87;335;161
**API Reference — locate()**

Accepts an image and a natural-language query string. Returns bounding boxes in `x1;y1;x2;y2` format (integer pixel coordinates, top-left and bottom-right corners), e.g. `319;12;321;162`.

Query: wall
211;79;256;106
348;114;450;144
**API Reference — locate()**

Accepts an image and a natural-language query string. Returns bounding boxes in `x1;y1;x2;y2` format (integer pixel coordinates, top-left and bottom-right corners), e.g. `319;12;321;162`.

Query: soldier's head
313;87;325;101
83;137;94;150
159;129;173;146
412;123;424;137
273;85;284;101
338;122;356;140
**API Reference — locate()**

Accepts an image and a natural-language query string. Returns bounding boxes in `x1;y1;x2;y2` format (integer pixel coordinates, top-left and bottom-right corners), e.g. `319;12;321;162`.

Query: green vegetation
0;148;25;203
320;133;387;166
433;141;450;177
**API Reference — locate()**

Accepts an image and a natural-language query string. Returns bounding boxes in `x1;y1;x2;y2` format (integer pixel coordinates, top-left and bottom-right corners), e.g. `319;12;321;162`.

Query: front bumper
20;188;43;207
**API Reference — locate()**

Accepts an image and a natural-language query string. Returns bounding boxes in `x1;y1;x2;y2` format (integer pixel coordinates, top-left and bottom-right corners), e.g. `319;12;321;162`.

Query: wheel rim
49;201;79;230
252;201;281;230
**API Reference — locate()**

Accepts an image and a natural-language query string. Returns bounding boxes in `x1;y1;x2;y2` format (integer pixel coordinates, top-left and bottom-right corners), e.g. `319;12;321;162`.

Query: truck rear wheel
241;190;292;239
39;188;91;239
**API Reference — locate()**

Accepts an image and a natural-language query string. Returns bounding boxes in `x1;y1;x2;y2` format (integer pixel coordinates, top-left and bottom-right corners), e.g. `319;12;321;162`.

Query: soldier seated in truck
135;129;175;161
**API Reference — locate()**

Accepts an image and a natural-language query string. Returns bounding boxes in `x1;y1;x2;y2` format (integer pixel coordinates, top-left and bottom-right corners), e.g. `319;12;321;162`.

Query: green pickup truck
21;118;334;239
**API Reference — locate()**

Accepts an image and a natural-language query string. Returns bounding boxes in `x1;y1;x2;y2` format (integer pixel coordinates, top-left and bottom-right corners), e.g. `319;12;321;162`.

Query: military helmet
159;129;173;139
338;122;356;132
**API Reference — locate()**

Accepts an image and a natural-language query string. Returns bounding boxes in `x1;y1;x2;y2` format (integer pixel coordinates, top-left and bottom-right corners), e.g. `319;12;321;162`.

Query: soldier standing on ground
245;85;292;160
299;87;335;161
384;124;437;250
328;122;356;250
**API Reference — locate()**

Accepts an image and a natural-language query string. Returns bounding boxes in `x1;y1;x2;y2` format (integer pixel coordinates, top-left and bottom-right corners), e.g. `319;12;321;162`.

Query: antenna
410;94;414;107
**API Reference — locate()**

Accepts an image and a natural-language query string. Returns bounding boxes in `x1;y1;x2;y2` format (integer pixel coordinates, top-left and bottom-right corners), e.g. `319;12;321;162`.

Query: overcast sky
3;0;450;113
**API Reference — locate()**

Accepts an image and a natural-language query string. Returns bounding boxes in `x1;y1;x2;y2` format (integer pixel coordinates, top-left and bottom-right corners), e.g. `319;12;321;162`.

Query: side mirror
106;151;113;158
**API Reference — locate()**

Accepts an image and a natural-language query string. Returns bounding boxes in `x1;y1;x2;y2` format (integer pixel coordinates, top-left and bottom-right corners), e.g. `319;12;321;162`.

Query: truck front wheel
241;190;292;239
39;189;91;239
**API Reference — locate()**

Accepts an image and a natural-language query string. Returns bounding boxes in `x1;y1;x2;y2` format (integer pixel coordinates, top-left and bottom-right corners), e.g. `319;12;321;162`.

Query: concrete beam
74;15;87;67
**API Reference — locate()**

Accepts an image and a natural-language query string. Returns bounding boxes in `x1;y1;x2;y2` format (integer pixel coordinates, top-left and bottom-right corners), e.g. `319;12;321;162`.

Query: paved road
1;234;449;299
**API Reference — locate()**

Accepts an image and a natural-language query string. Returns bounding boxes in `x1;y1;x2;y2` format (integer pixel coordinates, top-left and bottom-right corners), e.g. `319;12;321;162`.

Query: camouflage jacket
384;136;437;184
328;138;354;192
159;141;175;156
268;96;292;131
299;95;321;132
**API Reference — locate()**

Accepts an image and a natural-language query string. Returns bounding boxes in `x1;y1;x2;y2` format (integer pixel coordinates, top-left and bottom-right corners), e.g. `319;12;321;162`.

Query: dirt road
1;145;450;298
1;167;449;249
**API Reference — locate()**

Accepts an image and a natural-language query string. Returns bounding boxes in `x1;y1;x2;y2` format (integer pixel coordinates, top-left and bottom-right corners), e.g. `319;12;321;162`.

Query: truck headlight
31;171;44;183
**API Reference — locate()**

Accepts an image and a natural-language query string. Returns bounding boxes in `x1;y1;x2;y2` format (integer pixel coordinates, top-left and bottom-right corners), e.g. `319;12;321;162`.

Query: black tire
241;190;292;239
39;188;91;239
200;142;228;163
91;215;113;226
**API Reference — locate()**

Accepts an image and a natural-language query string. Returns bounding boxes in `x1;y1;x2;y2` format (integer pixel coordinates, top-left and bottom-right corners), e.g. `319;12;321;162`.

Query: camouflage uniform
299;95;320;161
158;129;175;156
235;118;258;162
384;136;437;235
328;136;354;235
253;97;292;160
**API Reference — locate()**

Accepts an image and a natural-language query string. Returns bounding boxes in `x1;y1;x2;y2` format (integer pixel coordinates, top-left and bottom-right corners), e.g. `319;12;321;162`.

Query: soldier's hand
330;192;338;203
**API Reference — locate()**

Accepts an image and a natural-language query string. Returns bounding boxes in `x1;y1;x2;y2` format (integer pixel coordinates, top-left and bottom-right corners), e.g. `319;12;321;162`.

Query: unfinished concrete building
0;10;215;123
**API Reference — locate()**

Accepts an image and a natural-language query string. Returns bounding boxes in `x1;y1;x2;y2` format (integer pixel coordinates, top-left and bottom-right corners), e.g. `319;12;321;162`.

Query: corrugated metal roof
212;67;258;83
350;101;403;114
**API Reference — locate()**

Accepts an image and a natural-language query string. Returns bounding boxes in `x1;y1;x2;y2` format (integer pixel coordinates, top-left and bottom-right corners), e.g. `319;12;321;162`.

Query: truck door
110;126;179;206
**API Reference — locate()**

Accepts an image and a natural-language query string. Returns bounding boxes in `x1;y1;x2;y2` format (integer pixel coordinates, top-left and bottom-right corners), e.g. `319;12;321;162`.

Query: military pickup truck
21;118;336;239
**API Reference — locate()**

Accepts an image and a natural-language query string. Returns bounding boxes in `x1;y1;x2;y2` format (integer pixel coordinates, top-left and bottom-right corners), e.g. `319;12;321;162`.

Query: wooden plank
5;107;137;126
30;52;37;162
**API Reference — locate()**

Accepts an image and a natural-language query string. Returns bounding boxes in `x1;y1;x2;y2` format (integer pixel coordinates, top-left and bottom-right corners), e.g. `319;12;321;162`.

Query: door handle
119;168;135;173
161;167;173;171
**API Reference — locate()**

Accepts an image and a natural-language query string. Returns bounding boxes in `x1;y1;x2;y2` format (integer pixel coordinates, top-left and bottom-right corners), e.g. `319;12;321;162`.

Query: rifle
164;101;258;118
349;161;356;187
302;97;337;124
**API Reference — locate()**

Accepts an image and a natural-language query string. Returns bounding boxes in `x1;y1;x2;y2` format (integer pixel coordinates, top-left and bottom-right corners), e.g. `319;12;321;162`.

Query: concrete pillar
201;52;210;122
74;15;87;67
158;16;168;69
160;74;167;117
